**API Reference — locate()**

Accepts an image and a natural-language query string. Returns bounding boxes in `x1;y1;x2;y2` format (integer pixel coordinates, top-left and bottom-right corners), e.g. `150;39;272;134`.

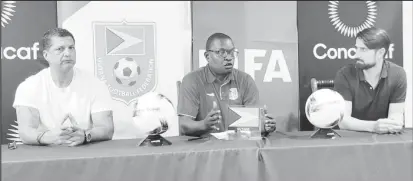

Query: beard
355;59;375;70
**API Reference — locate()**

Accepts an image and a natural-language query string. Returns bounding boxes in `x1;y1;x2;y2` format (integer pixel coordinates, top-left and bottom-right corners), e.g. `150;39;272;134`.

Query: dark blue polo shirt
334;60;407;121
177;65;260;131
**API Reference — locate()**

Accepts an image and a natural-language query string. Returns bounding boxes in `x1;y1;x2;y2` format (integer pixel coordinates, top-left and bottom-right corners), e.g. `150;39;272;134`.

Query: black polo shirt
334;60;407;121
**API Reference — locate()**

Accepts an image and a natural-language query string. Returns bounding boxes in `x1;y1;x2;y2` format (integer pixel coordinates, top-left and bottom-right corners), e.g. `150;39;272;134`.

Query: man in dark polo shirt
334;27;406;134
177;33;276;137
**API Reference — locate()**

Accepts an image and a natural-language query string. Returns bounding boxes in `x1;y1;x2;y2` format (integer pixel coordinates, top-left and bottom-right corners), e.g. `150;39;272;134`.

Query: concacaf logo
1;1;16;28
328;1;377;38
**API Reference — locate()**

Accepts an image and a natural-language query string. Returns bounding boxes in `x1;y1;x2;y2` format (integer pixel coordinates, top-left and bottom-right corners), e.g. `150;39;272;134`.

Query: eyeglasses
207;49;239;58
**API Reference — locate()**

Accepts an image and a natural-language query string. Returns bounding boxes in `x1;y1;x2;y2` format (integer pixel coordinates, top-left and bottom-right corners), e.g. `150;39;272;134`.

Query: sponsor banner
58;1;192;138
298;1;404;130
1;1;57;144
193;1;299;131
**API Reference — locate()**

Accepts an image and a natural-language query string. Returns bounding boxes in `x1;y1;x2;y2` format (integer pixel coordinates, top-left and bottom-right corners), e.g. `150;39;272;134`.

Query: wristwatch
84;130;92;144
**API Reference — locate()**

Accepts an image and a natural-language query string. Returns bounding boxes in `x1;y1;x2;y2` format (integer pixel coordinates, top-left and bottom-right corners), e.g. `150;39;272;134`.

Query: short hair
356;27;391;56
205;32;232;50
41;28;75;51
39;28;75;67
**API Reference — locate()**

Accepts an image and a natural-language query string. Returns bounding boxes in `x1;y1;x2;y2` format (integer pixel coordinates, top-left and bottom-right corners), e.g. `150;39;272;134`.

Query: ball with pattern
113;57;141;86
132;92;175;135
305;89;345;128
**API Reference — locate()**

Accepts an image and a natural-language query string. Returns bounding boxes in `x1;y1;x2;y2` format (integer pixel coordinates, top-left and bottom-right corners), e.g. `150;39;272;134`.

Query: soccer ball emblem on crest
113;57;141;87
93;21;157;105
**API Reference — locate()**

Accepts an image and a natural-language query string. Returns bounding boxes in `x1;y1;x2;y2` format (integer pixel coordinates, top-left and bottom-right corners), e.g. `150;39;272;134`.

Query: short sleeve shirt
177;65;260;131
334;60;407;121
13;67;113;131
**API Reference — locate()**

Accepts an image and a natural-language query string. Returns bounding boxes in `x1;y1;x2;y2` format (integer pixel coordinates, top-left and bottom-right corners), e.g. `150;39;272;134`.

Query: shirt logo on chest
229;88;239;100
207;93;215;97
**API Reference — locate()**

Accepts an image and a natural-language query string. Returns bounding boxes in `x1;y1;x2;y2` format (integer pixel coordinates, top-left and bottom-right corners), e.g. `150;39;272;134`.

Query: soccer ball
132;92;176;135
113;57;141;86
305;89;345;128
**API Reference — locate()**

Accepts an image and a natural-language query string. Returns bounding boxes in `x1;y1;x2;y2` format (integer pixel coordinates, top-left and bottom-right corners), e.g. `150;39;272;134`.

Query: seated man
334;27;406;134
177;33;276;137
13;28;114;146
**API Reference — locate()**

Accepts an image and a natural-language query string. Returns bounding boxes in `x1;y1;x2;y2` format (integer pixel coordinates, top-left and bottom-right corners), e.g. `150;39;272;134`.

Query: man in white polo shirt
13;28;114;146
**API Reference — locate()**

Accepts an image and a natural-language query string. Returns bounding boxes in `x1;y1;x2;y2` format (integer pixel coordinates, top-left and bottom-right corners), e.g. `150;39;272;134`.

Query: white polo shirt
13;67;113;131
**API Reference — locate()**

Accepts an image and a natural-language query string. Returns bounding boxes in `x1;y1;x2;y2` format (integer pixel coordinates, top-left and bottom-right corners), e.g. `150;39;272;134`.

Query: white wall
403;1;412;128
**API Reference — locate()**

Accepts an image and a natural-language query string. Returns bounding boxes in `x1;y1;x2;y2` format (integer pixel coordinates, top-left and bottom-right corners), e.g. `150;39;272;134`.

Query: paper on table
210;130;235;140
210;130;258;140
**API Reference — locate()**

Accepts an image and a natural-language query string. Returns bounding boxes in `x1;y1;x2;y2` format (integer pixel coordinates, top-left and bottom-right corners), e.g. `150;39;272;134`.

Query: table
260;130;413;181
2;136;263;181
2;130;412;181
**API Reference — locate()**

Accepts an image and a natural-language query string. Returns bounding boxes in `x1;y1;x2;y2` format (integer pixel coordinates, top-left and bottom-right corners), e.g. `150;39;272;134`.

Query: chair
176;81;181;98
176;81;183;135
310;78;335;93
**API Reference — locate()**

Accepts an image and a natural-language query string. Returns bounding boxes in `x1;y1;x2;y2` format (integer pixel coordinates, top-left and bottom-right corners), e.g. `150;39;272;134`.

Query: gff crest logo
328;1;377;38
1;1;16;28
93;21;157;105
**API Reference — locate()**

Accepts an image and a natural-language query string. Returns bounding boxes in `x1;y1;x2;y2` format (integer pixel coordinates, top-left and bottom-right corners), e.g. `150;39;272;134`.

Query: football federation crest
229;88;239;100
93;21;157;105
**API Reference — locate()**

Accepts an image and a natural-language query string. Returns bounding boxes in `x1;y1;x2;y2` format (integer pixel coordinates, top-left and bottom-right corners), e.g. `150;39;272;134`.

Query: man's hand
60;114;86;147
66;126;86;147
39;130;73;145
201;109;221;131
263;105;276;133
39;114;73;145
374;118;403;134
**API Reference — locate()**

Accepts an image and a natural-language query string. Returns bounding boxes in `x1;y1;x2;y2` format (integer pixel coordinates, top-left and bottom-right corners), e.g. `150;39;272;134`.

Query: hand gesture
202;101;221;131
63;114;86;146
263;105;276;133
374;118;403;134
40;114;73;145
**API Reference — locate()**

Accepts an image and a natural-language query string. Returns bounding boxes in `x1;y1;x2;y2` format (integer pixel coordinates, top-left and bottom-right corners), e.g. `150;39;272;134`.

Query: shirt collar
358;60;389;81
205;64;235;84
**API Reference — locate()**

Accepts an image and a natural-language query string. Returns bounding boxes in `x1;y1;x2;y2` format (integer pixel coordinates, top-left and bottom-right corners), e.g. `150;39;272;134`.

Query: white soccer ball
132;92;176;135
305;89;345;128
113;57;141;86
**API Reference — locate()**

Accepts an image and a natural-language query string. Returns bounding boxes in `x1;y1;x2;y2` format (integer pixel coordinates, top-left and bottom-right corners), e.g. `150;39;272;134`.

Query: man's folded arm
334;70;376;132
89;79;116;142
338;101;376;132
89;110;114;142
387;70;407;126
387;103;405;126
177;75;205;136
15;106;45;145
179;115;207;137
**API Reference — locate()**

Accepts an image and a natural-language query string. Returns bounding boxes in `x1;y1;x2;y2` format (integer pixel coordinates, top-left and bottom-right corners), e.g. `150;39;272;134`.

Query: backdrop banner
297;1;404;130
1;1;57;144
